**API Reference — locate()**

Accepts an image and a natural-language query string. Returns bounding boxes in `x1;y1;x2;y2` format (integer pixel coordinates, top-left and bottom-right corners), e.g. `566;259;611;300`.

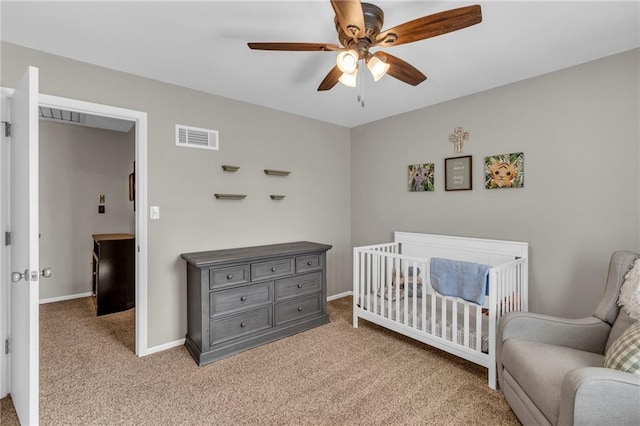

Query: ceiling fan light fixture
338;69;358;87
336;50;359;73
367;55;390;81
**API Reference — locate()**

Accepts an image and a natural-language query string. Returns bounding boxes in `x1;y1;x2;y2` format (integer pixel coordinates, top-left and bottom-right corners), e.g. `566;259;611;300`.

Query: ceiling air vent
175;124;219;150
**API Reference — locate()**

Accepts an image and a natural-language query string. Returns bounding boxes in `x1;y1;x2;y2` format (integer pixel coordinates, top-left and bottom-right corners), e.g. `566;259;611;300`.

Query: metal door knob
11;269;28;283
40;267;52;278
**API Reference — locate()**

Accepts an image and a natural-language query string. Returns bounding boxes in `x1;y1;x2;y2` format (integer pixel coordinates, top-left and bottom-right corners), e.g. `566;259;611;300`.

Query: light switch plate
150;206;160;220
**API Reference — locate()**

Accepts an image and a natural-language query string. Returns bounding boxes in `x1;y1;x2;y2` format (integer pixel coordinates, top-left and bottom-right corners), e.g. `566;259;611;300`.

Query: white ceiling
2;1;639;128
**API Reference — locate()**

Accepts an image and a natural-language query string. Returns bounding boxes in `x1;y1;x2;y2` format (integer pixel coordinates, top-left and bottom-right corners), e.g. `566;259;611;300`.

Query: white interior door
9;66;39;425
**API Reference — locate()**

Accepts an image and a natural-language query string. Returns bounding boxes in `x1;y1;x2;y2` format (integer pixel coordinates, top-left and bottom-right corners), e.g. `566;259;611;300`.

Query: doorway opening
37;93;149;356
38;109;137;350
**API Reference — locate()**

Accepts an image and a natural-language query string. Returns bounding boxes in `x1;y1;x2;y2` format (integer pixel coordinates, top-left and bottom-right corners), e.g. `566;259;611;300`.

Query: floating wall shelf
214;193;246;200
221;165;240;172
270;195;286;200
264;169;290;176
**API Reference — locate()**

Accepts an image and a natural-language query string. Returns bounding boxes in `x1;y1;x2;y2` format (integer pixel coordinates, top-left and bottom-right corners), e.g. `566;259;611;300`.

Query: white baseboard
40;292;93;304
142;338;186;356
327;291;352;301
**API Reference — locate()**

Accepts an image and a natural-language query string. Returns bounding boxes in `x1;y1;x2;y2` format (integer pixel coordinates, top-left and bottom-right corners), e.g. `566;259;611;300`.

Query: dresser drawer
210;282;272;317
210;306;273;345
251;258;295;281
210;265;250;289
275;294;322;326
275;272;321;301
296;254;322;273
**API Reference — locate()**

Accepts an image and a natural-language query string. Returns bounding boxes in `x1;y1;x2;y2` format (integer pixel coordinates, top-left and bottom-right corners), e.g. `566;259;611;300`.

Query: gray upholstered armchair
497;250;640;425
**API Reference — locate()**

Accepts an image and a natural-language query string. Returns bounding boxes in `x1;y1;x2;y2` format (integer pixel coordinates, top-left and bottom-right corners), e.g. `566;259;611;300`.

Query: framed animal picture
485;152;524;189
408;163;435;192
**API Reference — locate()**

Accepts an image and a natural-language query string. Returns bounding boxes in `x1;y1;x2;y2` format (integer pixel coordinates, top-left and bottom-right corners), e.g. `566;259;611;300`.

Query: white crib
353;232;528;389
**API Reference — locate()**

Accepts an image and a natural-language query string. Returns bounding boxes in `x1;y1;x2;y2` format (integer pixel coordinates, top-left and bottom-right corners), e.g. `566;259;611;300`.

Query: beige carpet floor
1;296;518;425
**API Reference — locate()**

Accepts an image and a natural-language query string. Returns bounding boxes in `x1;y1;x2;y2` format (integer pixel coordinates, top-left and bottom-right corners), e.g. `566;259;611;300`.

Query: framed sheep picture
485;152;524;189
408;163;435;192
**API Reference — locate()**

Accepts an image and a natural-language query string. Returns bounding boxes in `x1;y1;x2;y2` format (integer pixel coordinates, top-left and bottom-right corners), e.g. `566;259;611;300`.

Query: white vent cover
175;124;219;150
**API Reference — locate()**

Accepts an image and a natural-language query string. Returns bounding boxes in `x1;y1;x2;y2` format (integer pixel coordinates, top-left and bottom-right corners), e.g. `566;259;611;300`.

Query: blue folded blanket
429;258;490;305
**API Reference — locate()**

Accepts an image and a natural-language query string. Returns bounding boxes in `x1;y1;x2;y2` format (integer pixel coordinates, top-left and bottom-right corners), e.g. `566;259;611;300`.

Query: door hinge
1;121;10;137
4;231;10;246
4;339;8;355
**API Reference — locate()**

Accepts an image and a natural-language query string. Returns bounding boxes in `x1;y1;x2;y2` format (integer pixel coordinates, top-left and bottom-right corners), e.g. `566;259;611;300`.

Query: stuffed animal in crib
488;159;518;188
379;267;424;300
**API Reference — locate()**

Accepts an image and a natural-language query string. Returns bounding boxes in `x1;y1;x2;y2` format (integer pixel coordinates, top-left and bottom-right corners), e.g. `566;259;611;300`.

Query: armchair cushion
501;339;604;425
605;320;640;374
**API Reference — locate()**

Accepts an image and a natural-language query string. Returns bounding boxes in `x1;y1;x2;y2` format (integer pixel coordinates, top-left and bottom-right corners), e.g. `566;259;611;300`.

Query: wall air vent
175;124;219;150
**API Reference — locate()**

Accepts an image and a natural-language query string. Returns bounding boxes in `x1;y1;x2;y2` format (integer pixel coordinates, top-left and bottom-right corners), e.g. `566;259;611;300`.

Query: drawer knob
271;267;276;272
240;322;246;328
297;307;303;312
297;284;303;288
240;296;247;301
307;261;312;266
227;274;233;280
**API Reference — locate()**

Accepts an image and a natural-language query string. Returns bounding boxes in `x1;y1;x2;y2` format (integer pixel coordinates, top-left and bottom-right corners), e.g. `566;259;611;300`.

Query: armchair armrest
558;367;640;426
498;312;611;354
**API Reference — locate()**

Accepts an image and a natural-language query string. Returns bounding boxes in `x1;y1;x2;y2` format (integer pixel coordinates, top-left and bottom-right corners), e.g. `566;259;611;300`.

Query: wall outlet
98;205;105;214
150;206;160;220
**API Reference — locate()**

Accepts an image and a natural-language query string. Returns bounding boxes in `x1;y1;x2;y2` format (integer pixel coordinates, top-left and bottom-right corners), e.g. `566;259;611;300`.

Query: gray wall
351;49;640;318
39;120;134;300
3;40;638;348
1;42;352;348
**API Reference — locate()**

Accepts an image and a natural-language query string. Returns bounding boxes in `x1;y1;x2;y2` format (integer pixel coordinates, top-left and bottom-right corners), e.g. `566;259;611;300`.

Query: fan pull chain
357;59;365;108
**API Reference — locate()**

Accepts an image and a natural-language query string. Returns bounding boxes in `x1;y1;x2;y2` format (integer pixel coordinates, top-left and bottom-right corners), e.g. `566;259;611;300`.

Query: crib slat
476;304;482;351
383;256;393;319
441;298;447;340
373;253;379;316
355;252;369;309
394;256;400;322
452;300;458;345
431;293;436;335
410;261;416;328
403;261;409;326
463;303;470;348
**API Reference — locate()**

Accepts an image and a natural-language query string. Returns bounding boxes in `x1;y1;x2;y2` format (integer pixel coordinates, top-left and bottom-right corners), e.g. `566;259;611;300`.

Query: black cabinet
92;233;135;316
181;241;332;366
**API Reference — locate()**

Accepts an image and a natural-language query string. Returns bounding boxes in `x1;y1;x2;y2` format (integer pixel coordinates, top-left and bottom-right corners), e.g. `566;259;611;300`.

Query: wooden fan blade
247;42;342;52
331;0;365;40
317;65;343;91
375;52;427;86
374;5;482;47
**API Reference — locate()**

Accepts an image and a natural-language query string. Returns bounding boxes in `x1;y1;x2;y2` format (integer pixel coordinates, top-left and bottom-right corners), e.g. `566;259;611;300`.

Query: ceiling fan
248;1;482;92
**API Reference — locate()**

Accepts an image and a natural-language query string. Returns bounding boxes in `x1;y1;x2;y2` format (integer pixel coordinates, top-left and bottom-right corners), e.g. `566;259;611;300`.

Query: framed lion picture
408;163;435;192
485;152;524;189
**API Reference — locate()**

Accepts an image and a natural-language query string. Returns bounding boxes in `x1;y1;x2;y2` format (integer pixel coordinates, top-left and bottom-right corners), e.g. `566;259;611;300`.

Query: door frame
0;89;149;397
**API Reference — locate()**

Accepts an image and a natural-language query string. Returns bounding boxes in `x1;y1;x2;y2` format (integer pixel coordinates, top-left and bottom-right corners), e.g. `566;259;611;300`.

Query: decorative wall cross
449;127;469;153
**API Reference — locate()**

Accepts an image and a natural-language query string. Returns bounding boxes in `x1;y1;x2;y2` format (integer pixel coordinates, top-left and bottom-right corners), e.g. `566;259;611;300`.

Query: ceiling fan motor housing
336;2;384;51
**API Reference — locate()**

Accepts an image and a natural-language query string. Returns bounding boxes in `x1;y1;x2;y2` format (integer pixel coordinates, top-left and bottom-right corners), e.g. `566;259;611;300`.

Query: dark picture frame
444;155;472;191
129;161;135;210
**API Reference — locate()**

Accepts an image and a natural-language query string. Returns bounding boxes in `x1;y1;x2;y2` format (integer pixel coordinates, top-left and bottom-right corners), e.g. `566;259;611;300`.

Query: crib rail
353;244;528;389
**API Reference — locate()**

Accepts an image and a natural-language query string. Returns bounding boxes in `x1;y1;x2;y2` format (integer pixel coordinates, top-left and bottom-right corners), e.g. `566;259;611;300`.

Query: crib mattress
358;294;489;353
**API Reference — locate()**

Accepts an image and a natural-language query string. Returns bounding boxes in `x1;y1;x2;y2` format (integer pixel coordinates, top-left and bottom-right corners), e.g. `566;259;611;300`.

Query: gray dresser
181;241;332;366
